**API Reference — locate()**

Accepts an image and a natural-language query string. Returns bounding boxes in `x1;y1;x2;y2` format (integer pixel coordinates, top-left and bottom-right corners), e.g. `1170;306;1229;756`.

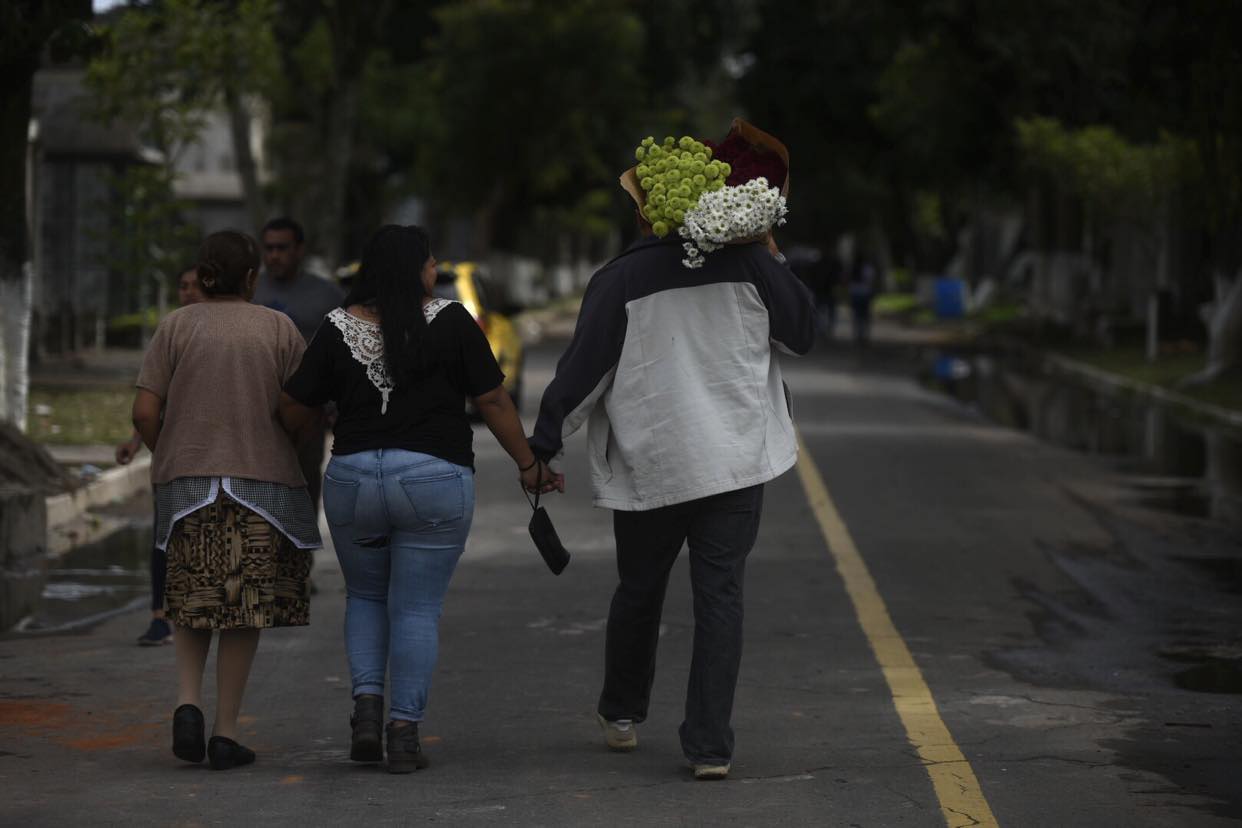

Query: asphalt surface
2;336;1240;826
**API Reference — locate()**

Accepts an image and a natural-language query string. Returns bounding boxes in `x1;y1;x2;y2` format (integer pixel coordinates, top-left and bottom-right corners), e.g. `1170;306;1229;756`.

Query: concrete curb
988;335;1242;432
45;455;151;528
45;456;150;556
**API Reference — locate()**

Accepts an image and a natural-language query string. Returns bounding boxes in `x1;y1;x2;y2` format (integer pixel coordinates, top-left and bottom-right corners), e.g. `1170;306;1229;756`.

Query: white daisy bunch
678;177;788;268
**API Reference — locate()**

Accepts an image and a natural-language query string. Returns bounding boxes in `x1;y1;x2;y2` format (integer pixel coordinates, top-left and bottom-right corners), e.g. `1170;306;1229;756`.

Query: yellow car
432;261;525;410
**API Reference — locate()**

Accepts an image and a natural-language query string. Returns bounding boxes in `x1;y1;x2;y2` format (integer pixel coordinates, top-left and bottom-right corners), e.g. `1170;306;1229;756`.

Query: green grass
873;293;920;316
972;301;1023;324
107;306;164;333
27;387;136;446
1057;345;1242;412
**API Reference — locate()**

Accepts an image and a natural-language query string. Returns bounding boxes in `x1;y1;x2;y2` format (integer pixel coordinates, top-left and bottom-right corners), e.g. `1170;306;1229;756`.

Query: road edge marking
795;431;999;828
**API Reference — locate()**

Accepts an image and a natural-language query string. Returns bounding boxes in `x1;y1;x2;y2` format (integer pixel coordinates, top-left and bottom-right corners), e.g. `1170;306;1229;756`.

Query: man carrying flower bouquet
529;120;816;780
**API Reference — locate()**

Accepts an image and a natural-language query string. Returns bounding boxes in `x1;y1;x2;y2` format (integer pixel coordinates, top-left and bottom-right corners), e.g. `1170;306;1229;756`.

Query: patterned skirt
165;494;311;630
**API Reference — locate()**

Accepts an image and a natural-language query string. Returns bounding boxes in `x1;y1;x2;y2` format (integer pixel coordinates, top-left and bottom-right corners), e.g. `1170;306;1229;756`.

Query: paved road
2;337;1239;826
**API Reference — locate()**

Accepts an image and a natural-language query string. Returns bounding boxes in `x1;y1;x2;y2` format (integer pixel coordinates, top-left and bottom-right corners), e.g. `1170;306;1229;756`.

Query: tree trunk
470;181;506;262
1182;269;1242;386
0;59;37;429
1;1;92;427
0;266;34;431
317;81;357;268
225;87;265;230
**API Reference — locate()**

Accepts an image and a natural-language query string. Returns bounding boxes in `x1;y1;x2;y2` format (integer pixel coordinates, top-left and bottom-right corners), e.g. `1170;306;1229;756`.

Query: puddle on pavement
1160;644;1242;694
1172;659;1242;694
922;349;1242;526
11;522;151;634
926;349;1242;696
1171;555;1242;594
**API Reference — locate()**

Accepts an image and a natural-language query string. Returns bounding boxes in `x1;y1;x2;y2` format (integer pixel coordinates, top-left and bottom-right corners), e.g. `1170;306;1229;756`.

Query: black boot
350;694;384;762
386;721;429;773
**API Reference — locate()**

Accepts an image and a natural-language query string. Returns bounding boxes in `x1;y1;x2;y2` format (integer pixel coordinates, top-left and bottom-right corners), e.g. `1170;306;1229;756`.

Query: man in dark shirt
252;216;344;514
252;217;345;341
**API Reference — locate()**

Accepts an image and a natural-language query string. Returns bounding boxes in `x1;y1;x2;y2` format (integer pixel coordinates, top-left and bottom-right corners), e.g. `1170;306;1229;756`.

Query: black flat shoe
172;704;205;763
350;694;384;762
207;736;256;771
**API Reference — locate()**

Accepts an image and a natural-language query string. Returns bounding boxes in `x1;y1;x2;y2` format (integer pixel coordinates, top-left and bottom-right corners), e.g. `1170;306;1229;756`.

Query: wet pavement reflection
8;522;151;635
923;349;1242;526
923;348;1242;697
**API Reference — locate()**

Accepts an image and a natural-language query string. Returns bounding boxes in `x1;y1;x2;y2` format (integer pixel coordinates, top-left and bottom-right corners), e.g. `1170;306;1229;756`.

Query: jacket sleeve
757;254;817;356
531;267;628;461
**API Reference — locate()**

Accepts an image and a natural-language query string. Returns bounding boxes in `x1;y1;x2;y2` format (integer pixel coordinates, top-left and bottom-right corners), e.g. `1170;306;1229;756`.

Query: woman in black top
281;225;557;773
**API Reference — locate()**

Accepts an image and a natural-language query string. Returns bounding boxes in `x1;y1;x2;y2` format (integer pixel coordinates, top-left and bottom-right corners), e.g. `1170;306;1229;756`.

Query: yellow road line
795;432;999;828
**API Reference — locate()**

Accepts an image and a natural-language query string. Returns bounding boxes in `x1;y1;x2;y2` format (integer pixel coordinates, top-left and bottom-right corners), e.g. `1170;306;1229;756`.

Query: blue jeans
323;449;474;722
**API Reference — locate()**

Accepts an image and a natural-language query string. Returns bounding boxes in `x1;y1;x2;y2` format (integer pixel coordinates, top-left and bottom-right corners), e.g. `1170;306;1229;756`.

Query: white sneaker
596;713;637;752
692;763;731;780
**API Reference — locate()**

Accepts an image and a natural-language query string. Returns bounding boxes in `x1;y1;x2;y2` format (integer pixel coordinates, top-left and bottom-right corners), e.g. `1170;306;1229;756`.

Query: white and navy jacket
531;236;816;511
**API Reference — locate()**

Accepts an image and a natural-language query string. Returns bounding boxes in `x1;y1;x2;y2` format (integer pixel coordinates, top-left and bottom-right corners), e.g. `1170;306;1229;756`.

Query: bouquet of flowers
620;118;790;268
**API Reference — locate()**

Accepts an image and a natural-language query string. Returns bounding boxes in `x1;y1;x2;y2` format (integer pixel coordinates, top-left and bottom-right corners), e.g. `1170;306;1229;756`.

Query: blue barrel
934;277;966;319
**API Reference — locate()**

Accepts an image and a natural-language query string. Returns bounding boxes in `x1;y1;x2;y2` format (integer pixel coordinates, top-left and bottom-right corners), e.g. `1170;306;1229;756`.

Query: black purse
524;467;570;575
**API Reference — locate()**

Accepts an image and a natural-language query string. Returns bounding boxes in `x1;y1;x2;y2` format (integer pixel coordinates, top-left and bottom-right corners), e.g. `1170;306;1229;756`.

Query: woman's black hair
197;230;260;296
342;224;434;384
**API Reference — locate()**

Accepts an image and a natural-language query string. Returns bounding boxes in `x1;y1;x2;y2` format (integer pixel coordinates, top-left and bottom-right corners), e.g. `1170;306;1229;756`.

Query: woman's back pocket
323;474;361;527
399;470;464;526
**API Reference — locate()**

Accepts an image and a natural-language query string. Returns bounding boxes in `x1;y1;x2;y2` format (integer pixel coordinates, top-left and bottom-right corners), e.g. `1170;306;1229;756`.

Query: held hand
520;459;561;495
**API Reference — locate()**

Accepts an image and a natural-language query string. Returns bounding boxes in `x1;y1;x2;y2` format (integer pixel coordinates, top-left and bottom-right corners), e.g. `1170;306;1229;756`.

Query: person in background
788;248;840;342
817;254;843;341
116;265;204;646
252;216;345;518
280;224;559;774
133;230;319;771
848;255;879;346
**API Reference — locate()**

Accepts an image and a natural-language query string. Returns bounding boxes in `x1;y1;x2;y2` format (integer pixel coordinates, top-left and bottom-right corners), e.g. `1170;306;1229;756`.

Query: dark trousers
850;294;873;344
598;484;764;765
150;548;166;612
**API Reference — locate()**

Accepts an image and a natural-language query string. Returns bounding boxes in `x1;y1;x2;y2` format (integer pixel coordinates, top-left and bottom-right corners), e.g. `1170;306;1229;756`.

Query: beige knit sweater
137;301;307;487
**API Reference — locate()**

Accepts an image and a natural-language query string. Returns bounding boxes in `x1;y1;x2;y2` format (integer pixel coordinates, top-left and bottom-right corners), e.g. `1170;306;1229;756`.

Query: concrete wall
0;486;49;631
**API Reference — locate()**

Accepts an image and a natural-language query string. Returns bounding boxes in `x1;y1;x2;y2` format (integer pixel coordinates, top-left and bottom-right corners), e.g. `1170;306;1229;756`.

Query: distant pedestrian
280;225;558;773
252;216;344;517
132;230;319;771
530;125;815;780
115;265;203;647
849;256;878;345
790;249;840;342
818;254;843;340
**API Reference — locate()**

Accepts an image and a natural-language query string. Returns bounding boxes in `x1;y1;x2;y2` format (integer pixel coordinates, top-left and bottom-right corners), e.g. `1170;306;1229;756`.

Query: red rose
702;132;787;188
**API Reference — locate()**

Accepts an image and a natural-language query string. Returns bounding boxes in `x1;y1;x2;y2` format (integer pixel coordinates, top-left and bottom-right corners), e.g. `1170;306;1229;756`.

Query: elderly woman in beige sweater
132;230;319;771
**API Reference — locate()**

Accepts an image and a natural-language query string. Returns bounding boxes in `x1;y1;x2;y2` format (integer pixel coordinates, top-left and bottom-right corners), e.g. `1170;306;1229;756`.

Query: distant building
171;107;267;235
29;64;155;356
28;65;266;356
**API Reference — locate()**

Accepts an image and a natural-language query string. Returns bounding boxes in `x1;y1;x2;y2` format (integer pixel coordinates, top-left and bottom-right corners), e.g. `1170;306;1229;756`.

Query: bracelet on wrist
518;457;539;472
